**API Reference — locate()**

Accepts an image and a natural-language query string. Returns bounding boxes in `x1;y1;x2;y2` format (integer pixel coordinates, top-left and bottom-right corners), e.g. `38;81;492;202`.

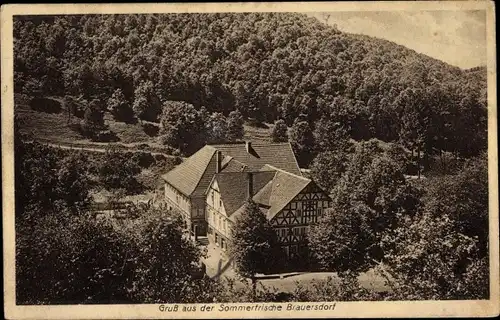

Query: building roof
161;145;216;197
208;142;301;176
253;165;311;220
215;164;312;222
162;142;302;198
230;203;269;223
214;171;276;216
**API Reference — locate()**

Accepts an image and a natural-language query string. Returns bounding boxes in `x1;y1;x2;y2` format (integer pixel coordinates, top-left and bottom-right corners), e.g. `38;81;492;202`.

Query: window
283;246;290;257
211;190;214;204
220;199;223;208
296;209;302;217
281;228;288;237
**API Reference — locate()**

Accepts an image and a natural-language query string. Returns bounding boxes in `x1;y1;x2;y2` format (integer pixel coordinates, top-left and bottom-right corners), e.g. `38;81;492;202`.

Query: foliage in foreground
15;132;218;304
229;200;286;298
15;126;489;303
16;205;221;304
309;145;489;300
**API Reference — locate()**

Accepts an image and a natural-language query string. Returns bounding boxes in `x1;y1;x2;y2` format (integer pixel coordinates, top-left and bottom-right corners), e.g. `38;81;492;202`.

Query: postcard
2;1;498;319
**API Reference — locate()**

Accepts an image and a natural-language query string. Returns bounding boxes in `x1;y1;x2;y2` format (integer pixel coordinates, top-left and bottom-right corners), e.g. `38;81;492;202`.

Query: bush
132;152;156;168
142;122;160;137
153;154;167;163
29;97;62;113
98;149;143;194
93;130;119;142
65;95;85;118
16;206;220;304
68;122;84;134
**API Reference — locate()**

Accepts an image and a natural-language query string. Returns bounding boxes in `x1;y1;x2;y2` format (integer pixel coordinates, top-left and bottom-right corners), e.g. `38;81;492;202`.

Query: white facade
206;180;232;250
164;182;191;217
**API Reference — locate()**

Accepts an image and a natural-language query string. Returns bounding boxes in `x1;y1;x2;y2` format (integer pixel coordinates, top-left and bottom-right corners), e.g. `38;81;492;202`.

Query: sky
307;10;487;69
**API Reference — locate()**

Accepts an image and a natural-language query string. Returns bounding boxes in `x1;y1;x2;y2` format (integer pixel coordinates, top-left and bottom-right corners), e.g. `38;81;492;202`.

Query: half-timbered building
205;164;332;264
161;141;301;239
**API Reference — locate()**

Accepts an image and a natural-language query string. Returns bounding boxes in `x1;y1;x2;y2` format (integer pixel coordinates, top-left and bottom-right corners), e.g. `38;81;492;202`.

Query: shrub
132;152;156;168
93;130;119;142
29;97;62;113
142;122;160;137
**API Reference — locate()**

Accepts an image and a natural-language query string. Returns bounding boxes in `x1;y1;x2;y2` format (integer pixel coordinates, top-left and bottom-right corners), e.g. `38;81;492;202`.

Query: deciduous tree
270;119;288;142
229;200;285;300
289;117;315;168
226;110;244;142
108;88;134;123
159;101;206;155
309;143;421;273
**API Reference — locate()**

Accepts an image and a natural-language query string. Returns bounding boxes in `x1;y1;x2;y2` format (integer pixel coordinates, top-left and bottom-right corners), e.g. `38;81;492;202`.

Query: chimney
246;172;254;199
245;141;252;154
216;150;222;173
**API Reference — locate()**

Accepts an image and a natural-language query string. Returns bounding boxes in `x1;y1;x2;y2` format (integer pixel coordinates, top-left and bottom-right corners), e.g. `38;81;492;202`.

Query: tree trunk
251;277;257;301
423;150;429;172
417;144;421;179
411;147;415;175
440;149;446;172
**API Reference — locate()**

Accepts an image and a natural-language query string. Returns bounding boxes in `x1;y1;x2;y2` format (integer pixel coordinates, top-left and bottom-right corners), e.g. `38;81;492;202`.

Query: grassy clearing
16;96;86;143
17;94;276;148
257;269;388;293
243;123;273;143
103;113;155;144
16;94;160;147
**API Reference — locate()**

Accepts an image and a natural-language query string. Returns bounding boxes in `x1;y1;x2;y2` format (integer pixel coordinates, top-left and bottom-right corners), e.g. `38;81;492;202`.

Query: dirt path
43;141;181;158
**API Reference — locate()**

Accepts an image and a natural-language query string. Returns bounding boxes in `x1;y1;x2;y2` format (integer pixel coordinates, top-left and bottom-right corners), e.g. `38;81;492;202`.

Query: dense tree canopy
14;13;487;160
380;154;489;299
309;141;422;273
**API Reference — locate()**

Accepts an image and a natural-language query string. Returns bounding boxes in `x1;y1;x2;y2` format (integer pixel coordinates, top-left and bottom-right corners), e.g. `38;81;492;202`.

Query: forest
14;13;487;163
13;12;489;304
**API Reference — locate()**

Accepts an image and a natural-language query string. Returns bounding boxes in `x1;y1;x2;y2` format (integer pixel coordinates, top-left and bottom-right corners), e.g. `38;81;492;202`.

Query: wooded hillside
14;13;487;160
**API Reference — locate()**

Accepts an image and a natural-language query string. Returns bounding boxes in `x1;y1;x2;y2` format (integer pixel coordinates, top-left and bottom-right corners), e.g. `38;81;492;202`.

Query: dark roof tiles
162;142;302;198
209;142;301;176
161;145;216;196
215;171;276;215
